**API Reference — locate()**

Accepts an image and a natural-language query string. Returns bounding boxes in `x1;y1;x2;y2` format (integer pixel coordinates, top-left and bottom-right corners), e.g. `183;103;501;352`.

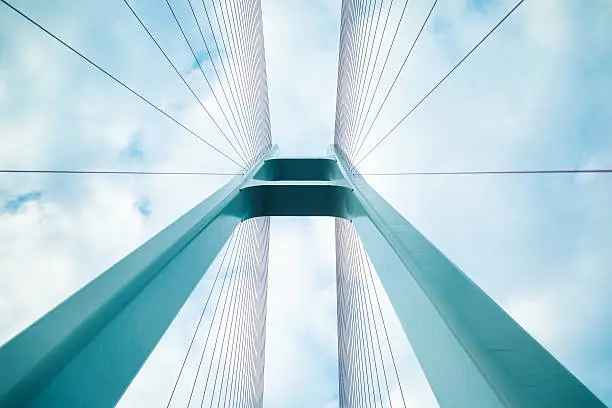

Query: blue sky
1;191;42;214
122;133;145;162
1;0;612;407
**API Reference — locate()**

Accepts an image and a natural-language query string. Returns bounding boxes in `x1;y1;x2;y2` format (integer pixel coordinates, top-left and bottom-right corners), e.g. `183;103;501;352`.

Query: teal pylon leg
0;145;606;408
0;161;264;407
336;150;607;408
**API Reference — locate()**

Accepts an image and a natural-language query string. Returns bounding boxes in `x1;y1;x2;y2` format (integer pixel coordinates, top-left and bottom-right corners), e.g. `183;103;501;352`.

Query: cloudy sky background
1;0;611;406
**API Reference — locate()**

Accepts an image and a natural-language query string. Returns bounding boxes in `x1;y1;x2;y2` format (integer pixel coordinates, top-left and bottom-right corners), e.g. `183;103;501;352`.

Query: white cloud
1;0;612;406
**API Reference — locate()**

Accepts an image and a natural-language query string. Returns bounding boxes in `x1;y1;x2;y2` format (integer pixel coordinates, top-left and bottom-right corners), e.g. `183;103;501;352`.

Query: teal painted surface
253;157;342;181
0;149;272;408
0;146;606;407
336;149;607;408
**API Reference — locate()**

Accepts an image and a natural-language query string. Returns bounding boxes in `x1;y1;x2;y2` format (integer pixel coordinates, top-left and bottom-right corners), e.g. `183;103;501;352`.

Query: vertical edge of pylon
334;146;607;408
0;150;275;408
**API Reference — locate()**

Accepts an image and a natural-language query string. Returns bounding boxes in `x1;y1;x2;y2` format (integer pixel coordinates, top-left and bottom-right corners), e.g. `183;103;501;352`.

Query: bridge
0;0;609;407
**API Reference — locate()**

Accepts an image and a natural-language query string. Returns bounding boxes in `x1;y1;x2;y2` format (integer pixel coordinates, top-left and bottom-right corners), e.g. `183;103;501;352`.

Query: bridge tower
0;148;606;407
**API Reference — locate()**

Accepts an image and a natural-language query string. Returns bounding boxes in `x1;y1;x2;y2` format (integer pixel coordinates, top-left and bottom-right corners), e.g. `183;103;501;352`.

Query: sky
1;0;612;407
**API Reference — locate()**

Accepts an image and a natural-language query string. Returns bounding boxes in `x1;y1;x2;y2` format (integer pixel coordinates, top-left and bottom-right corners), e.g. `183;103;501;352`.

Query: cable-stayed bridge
0;0;609;407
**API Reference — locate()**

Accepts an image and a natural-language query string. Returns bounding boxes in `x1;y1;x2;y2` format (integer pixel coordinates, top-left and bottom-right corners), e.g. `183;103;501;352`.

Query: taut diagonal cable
348;0;395;156
199;0;254;161
348;0;391;156
344;0;377;149
185;0;252;161
199;231;244;407
354;0;528;168
185;223;245;406
221;0;257;162
122;0;249;167
202;0;272;167
0;0;245;170
336;219;408;407
165;228;239;408
361;233;407;407
341;0;372;156
209;0;255;161
163;0;249;165
353;0;438;160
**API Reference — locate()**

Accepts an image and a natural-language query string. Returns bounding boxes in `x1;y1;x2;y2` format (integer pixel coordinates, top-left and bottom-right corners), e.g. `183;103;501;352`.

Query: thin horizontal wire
0;170;242;175
354;0;527;168
0;0;245;170
357;168;612;176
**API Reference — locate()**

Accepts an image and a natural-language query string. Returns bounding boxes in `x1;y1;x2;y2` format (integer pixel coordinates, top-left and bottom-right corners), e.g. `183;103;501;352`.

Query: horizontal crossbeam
0;147;605;408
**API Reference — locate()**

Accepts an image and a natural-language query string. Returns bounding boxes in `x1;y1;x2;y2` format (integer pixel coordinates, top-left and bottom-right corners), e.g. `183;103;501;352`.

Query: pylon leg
1;148;605;408
338;153;606;408
0;175;248;408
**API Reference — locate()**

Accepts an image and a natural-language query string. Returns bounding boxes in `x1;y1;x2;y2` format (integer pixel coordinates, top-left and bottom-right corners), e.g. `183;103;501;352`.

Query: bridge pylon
0;146;605;408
